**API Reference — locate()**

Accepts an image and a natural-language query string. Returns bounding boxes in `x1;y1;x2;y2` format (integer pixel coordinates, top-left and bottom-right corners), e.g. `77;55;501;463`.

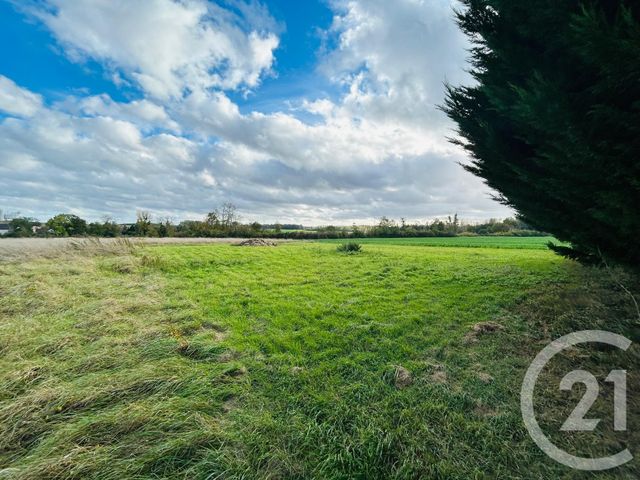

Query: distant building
0;222;10;236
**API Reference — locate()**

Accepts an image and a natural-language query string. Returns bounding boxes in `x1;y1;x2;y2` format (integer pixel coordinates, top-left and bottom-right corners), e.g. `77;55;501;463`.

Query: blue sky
0;0;334;109
0;0;511;224
0;2;120;98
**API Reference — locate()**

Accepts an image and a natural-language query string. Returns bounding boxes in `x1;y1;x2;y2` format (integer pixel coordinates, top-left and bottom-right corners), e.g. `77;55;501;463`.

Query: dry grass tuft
0;246;247;478
0;237;141;263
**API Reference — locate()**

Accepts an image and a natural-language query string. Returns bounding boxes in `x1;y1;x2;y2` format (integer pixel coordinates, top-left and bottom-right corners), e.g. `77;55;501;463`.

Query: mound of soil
464;321;505;343
235;238;277;247
472;321;504;334
394;366;413;389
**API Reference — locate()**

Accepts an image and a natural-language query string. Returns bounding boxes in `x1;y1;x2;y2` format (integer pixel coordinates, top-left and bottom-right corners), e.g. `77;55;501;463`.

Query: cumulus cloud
322;0;471;137
24;0;280;98
55;94;179;132
1;0;512;224
0;75;43;117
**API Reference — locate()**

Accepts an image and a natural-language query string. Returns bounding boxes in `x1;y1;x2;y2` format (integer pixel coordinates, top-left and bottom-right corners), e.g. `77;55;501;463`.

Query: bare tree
2;210;20;221
220;202;239;228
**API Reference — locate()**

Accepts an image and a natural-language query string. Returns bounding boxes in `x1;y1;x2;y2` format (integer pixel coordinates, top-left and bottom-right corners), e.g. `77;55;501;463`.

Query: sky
0;0;512;225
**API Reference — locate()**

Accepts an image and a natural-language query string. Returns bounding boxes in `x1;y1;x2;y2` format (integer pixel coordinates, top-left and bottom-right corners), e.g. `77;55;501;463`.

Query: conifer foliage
443;1;640;270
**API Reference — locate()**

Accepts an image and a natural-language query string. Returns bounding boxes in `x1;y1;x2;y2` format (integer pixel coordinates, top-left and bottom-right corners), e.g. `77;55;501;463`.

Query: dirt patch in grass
235;238;278;247
464;321;505;343
472;321;504;335
393;366;413;389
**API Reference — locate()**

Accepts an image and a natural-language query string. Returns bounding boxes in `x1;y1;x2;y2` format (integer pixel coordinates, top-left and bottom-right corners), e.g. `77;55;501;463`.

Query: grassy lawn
0;239;637;479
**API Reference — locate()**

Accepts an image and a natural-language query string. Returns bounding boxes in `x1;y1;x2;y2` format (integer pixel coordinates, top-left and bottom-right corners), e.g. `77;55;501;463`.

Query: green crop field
0;239;637;479
321;235;562;249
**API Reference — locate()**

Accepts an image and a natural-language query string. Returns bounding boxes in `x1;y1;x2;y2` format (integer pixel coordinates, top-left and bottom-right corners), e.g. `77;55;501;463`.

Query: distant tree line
0;205;544;239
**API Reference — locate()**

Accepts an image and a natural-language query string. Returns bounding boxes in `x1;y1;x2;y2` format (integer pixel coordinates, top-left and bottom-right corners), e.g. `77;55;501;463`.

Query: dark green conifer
443;1;640;270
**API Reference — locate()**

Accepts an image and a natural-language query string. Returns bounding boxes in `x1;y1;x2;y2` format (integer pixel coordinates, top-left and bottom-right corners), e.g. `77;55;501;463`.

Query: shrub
336;242;362;254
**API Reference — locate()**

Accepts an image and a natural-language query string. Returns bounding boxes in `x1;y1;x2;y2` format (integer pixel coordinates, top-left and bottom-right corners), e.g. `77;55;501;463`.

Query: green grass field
321;235;561;249
0;238;637;479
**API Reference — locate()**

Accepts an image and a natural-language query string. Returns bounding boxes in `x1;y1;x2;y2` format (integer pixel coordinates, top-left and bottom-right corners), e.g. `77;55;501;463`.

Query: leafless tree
220;202;239;228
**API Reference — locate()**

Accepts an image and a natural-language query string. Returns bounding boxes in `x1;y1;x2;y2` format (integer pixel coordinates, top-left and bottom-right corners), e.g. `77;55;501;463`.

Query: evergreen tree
443;0;640;270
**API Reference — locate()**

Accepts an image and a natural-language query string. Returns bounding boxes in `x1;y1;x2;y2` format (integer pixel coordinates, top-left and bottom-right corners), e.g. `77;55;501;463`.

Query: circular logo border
520;330;633;471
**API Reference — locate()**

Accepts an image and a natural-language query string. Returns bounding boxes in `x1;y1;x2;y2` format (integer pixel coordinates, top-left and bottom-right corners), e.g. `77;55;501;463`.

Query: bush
336;242;362;254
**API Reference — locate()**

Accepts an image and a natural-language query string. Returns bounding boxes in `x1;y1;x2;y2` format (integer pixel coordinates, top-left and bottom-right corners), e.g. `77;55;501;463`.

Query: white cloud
27;0;280;98
55;94;179;132
323;0;471;133
1;0;512;224
0;75;43;117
